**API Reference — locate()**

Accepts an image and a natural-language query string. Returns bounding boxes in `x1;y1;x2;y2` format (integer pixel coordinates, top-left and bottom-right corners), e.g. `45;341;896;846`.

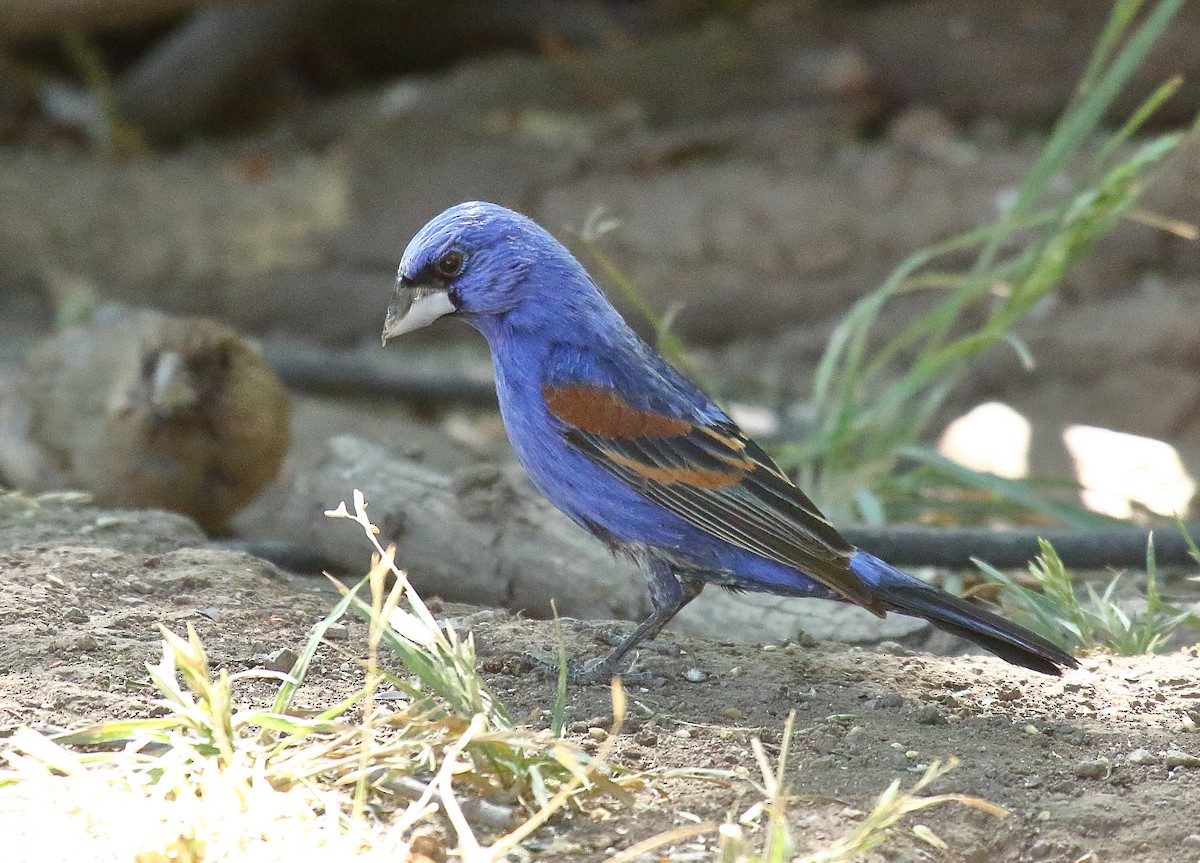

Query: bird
381;201;1078;680
0;306;292;534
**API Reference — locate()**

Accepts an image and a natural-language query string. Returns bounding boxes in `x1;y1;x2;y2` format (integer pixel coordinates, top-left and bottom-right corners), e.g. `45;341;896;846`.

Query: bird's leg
575;560;704;683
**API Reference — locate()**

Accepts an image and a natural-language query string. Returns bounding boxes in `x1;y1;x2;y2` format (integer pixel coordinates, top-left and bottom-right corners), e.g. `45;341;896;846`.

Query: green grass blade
272;574;367;716
990;0;1183;245
1070;0;1145;106
51;718;181;747
899;447;1123;530
550;599;569;738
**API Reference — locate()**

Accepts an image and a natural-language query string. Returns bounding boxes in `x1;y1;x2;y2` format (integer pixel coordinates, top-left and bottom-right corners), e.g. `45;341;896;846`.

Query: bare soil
3;3;1200;860
2;504;1198;863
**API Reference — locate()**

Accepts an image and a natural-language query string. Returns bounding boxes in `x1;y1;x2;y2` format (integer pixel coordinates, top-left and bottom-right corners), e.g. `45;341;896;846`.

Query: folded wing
542;377;883;615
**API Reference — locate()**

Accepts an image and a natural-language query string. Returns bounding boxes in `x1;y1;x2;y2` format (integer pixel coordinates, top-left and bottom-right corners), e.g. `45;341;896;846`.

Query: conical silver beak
382;286;456;345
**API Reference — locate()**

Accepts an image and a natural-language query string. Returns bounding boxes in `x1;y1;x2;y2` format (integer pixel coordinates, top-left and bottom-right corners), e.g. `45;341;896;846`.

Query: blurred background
0;0;1198;645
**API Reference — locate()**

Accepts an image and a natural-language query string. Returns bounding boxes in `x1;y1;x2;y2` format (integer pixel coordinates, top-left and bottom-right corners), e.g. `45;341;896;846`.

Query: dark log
276;434;926;644
117;2;322;139
260;341;498;406
841;0;1200;129
842;524;1199;571
0;0;285;37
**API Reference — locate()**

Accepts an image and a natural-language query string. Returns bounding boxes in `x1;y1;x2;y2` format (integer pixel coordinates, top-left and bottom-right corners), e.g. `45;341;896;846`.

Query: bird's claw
527;653;654;686
595;627;683;657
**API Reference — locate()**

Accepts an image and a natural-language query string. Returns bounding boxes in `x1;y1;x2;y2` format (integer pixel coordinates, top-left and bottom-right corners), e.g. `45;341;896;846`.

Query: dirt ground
3;3;1200;860
1;499;1199;863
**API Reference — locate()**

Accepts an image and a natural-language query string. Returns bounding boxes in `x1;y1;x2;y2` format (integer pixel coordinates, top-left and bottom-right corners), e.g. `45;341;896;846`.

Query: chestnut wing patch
542;382;881;614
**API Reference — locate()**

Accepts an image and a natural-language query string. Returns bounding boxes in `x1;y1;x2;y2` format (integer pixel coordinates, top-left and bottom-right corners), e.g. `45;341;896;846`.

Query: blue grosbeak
382;202;1077;680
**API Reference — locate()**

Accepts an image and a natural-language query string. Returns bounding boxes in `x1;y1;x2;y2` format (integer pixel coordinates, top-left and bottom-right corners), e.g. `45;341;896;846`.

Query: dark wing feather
544;382;882;614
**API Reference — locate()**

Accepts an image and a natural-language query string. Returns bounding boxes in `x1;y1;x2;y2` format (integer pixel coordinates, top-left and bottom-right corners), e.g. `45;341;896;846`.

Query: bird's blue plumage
384;201;1078;678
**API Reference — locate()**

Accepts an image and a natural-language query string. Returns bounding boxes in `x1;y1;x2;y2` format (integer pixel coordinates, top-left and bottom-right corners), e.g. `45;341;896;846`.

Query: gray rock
1128;748;1158;766
1074;759;1111;780
1165;751;1200;769
262;647;299;674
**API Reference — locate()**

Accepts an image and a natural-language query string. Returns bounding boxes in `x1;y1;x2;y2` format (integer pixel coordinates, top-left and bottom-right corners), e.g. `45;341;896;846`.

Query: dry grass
0;491;1004;861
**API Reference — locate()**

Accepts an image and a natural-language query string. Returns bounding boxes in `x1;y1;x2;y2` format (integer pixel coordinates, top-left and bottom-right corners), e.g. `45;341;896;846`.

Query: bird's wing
541;346;883;615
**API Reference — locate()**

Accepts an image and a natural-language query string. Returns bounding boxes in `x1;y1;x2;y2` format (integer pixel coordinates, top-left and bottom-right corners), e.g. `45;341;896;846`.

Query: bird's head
118;344;221;423
382;201;603;344
141;350;195;420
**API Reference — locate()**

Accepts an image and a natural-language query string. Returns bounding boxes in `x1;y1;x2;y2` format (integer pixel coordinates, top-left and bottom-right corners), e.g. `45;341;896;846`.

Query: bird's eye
436;250;464;278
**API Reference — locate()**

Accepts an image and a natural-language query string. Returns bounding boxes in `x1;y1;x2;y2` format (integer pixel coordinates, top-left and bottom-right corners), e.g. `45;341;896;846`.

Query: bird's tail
849;551;1078;676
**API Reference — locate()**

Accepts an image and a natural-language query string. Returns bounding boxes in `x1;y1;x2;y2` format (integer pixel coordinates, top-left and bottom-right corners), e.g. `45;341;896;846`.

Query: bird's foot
528;653;654;686
595;626;683;657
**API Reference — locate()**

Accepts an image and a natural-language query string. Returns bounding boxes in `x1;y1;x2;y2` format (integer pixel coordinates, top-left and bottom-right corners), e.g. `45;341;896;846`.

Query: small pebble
684;668;705;682
1165;751;1200;769
1074;758;1110;780
262;648;298;673
410;829;448;861
905;749;919;759
915;704;946;726
63;606;87;624
722;707;745;721
674;728;693;739
1028;839;1059;860
876;692;905;709
1181;834;1200;847
588;727;608;742
73;634;99;652
324;623;350;641
634;730;658;746
1128;748;1158;766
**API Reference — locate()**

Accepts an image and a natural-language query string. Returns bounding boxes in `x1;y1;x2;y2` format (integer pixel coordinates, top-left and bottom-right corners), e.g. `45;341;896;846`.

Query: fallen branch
116;1;322;138
260;341;498;406
842;523;1199;570
0;0;288;37
271;435;926;644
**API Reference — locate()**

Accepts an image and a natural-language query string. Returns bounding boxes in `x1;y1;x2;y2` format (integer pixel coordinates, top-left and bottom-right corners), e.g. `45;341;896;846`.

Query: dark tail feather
850;552;1079;676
